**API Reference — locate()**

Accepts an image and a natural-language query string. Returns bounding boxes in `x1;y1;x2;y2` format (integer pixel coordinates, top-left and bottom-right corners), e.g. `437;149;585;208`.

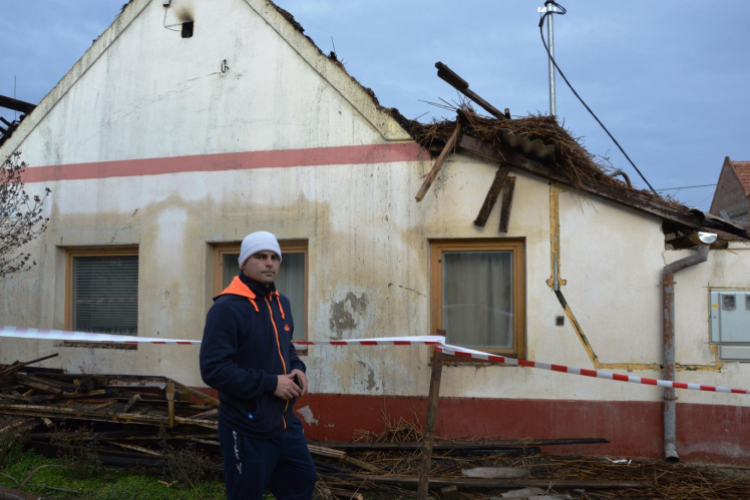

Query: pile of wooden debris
0;353;221;470
2;356;749;499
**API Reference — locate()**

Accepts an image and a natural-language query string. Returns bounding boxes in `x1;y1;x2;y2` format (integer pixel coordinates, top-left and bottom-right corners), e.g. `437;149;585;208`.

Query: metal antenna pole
538;1;557;116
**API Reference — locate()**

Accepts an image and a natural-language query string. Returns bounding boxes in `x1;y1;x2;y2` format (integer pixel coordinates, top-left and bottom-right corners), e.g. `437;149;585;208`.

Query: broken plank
175;381;220;407
30;432;216;442
307;444;378;472
173;416;218;429
308;444;347;460
473;166;509;227
167;379;175;428
190;438;221;446
0;403;167;422
187;408;218;420
15;377;63;395
0;354;59;379
345;475;649;490
0;403;220;428
104;441;163;457
343;456;378;473
415;121;461;202
499;176;516;233
311;438;608;451
92;401;117;411
123;393;141;413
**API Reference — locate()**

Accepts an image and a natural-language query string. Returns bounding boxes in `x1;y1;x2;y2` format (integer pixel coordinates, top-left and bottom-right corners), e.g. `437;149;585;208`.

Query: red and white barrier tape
0;327;443;348
0;327;199;345
293;335;445;346
436;343;750;395
2;326;747;396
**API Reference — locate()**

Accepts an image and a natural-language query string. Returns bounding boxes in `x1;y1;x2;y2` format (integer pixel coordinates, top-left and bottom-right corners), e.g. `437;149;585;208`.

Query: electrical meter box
710;290;750;361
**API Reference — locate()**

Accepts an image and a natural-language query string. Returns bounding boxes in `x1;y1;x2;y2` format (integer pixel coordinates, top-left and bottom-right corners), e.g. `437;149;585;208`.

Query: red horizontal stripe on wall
22;143;430;183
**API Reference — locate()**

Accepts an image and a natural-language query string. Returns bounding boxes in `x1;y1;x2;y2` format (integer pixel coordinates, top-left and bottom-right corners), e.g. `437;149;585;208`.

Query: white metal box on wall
710;290;750;361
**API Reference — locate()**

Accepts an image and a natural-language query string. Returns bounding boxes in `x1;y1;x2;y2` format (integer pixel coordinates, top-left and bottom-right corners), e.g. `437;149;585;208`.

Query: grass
0;450;229;500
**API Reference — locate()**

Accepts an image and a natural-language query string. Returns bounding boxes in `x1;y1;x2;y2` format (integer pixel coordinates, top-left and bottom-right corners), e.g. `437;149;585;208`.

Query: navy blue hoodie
200;273;306;439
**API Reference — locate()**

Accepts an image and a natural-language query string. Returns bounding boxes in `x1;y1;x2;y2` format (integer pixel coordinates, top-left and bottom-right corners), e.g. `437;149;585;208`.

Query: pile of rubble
2;355;749;499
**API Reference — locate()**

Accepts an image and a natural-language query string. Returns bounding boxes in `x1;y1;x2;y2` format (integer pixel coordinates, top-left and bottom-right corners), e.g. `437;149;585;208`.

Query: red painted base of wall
193;389;750;465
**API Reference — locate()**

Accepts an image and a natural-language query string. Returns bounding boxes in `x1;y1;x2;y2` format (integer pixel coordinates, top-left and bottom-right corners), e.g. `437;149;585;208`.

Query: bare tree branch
0;151;51;277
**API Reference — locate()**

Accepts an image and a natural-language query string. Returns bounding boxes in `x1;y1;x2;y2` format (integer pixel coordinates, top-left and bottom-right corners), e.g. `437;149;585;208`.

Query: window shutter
72;256;138;335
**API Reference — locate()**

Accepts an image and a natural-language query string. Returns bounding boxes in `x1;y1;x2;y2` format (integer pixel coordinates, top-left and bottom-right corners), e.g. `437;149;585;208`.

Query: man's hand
274;373;303;400
290;368;309;396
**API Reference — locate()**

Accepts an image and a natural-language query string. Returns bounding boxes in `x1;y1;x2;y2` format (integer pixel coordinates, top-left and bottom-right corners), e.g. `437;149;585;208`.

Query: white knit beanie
239;231;282;268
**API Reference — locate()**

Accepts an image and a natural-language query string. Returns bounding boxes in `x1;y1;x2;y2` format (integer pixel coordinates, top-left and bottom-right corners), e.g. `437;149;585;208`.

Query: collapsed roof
393;103;749;243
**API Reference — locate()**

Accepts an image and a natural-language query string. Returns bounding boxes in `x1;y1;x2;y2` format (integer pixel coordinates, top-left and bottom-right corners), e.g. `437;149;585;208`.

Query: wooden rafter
415;121;461;202
499;176;516;233
473;166;509;227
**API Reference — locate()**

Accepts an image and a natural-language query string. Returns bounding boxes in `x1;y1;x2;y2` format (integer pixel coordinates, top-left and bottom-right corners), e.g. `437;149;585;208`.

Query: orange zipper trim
266;296;288;430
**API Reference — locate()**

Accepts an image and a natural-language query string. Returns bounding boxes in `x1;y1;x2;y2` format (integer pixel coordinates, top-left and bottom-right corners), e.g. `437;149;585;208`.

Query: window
65;248;139;344
214;241;308;341
430;239;525;358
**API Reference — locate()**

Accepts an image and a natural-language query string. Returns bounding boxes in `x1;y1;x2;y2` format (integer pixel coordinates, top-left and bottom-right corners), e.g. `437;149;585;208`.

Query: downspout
662;235;713;462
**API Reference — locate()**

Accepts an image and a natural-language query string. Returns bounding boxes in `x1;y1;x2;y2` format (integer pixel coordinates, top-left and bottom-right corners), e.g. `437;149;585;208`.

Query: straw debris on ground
311;413;750;499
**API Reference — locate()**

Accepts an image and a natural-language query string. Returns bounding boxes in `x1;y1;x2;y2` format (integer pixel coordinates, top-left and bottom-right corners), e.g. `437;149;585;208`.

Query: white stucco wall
1;0;748;410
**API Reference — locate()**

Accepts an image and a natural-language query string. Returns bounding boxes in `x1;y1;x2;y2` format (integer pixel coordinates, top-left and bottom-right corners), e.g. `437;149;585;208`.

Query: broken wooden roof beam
0;353;59;379
415;120;461;202
435;62;506;120
474;166;509;227
499;176;516;233
0;94;36;114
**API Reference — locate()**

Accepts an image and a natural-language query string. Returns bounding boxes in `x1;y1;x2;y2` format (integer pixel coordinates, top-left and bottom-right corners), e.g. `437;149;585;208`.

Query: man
200;231;317;500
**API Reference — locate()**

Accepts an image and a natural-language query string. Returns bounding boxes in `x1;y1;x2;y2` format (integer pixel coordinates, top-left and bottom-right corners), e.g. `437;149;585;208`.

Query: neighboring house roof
731;160;750;196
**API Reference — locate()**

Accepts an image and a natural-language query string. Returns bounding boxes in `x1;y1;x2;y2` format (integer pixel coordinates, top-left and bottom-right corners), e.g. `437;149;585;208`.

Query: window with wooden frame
430;239;525;358
65;248;139;347
213;241;308;342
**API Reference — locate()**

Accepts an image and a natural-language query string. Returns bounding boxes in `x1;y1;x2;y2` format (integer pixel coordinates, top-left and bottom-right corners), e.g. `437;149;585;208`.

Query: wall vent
181;21;194;38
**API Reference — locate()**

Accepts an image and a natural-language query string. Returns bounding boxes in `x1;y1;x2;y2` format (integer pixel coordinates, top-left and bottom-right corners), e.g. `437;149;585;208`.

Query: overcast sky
1;0;748;210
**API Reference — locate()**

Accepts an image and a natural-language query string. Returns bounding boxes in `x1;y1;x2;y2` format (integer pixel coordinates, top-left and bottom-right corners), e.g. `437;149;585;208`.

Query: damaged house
1;0;749;465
